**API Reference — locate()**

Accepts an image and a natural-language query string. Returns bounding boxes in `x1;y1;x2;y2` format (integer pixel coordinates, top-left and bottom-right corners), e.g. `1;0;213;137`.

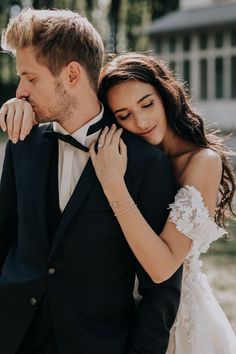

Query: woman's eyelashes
142;100;154;108
116;101;155;121
118;113;130;121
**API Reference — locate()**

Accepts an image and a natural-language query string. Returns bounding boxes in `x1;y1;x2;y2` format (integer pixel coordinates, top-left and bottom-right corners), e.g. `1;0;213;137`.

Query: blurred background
0;0;235;331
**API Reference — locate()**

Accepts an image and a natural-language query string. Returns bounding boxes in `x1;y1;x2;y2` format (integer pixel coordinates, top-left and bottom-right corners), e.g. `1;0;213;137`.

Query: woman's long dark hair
98;52;235;226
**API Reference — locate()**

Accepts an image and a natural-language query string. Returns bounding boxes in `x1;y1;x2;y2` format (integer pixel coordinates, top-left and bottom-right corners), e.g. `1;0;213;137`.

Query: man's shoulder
7;124;51;158
11;124;49;148
122;130;167;164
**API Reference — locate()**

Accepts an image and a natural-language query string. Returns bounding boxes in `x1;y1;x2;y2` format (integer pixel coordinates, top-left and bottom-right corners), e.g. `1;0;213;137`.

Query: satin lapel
48;158;97;261
33;124;57;252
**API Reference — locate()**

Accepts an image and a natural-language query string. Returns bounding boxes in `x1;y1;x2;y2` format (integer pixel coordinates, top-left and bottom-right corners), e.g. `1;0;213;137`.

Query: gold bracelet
114;204;137;217
109;198;133;208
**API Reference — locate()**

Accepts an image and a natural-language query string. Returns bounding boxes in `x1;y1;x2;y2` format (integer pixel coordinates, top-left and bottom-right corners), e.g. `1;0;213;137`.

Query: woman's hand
0;98;37;143
90;124;128;195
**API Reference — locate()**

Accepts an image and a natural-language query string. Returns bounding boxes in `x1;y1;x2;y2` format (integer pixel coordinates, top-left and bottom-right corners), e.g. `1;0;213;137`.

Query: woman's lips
139;125;157;137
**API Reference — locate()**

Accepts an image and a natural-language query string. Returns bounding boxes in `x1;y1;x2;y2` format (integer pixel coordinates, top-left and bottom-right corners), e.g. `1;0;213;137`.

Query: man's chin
35;114;54;124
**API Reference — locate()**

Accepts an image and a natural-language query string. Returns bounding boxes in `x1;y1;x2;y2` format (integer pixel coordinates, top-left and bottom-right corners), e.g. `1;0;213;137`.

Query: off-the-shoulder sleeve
169;185;225;253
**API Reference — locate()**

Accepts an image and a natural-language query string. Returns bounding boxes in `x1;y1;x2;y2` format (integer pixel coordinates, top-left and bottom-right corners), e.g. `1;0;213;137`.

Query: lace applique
169;185;225;254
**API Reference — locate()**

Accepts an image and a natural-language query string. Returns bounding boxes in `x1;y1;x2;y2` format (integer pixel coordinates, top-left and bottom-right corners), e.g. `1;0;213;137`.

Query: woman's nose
135;114;149;130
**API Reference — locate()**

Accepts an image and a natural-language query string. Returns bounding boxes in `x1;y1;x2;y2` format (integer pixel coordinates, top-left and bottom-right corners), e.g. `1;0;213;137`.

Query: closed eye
142;101;154;108
117;112;130;121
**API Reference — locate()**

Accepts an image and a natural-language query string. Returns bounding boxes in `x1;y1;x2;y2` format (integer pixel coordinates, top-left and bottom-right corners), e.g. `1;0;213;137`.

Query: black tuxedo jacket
0;113;182;354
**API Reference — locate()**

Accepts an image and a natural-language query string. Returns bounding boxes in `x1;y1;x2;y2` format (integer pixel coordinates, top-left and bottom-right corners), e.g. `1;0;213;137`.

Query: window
168;36;176;53
199;34;208;50
183;35;191;52
156;38;162;54
231;29;236;47
215;57;224;98
231;56;236;98
200;59;208;99
183;60;191;88
215;31;224;48
168;61;176;73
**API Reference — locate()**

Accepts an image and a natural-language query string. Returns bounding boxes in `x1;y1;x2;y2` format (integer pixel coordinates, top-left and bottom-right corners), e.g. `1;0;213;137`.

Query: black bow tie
43;118;105;152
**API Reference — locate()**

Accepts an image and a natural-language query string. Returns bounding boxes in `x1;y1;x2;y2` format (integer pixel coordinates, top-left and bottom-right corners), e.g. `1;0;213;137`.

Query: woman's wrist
103;181;131;203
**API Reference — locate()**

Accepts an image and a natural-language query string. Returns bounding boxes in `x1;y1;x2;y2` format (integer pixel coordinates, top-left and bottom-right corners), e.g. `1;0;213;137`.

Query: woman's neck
159;129;196;159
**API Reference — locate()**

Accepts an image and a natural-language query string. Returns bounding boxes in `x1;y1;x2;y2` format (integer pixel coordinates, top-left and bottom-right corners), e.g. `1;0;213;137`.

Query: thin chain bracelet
109;198;133;208
114;204;137;217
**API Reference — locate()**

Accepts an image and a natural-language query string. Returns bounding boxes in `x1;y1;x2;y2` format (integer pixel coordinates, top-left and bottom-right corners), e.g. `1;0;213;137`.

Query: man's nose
16;80;30;99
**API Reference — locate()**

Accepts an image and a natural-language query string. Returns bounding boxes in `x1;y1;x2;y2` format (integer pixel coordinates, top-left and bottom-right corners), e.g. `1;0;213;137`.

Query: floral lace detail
169;185;225;256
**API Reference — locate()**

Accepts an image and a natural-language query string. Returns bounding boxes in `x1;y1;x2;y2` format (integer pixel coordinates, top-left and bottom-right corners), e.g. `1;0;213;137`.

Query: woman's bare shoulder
181;148;222;187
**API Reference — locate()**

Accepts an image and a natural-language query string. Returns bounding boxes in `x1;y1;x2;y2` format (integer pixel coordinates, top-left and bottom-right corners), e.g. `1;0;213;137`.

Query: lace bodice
169;185;225;260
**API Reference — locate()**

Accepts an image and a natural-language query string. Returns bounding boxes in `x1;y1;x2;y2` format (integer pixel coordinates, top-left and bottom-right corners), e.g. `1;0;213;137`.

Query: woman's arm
90;126;222;283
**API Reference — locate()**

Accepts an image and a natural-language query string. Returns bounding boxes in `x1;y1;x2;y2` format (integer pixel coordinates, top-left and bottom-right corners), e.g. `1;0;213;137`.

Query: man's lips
138;125;157;137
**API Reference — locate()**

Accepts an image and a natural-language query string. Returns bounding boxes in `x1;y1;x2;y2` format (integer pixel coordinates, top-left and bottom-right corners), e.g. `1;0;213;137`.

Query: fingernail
2;127;6;132
20;134;25;141
13;138;17;144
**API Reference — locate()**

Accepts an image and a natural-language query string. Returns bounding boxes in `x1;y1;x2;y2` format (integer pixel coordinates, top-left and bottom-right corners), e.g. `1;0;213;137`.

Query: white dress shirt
53;105;104;212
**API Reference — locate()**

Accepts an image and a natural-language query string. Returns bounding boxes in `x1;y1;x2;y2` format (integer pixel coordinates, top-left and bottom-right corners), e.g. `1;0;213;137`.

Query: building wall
180;0;236;10
150;26;236;131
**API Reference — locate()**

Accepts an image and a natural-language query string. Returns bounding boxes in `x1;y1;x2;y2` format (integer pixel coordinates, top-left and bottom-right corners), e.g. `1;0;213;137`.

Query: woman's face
107;80;169;146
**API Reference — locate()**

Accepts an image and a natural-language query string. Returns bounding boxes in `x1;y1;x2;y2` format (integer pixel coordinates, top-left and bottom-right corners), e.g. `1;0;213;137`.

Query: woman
89;53;236;353
1;52;236;353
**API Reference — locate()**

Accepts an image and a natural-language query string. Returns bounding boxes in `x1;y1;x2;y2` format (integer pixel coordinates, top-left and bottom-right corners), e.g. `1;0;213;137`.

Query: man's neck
59;98;101;134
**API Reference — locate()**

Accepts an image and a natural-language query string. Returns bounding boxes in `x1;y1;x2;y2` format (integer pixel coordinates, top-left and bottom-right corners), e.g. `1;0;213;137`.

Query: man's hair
1;8;104;91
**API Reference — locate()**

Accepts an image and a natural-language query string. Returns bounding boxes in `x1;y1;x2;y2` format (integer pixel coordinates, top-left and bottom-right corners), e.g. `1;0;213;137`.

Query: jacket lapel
48;150;98;261
32;125;58;253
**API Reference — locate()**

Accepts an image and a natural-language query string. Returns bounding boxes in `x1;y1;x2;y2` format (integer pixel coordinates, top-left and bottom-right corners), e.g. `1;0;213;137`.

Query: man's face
16;46;76;124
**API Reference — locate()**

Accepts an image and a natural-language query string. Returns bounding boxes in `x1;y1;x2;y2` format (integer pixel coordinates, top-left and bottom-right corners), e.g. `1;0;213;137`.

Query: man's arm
127;152;182;354
0;141;18;271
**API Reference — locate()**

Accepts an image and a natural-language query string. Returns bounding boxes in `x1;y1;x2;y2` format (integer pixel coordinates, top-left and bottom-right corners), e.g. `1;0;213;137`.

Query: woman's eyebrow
114;93;153;114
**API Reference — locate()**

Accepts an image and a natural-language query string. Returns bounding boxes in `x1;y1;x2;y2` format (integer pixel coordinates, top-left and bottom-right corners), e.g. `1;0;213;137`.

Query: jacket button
48;267;56;275
30;297;37;306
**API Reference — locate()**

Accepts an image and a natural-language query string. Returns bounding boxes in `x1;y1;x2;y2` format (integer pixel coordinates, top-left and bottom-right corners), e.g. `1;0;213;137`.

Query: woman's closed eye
117;112;130;121
142;101;154;109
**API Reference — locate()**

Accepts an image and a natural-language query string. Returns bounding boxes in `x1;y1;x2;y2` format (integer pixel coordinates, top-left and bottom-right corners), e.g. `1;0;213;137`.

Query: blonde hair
1;8;104;91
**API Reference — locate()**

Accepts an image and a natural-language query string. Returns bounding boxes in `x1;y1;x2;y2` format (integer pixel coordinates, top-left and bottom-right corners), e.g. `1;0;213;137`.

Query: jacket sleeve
127;151;182;354
0;141;18;271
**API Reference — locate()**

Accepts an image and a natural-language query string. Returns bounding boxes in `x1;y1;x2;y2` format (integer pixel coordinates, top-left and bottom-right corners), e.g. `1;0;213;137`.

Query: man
0;8;182;354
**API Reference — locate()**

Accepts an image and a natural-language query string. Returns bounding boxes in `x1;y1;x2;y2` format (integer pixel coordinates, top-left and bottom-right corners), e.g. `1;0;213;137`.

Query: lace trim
169;185;225;253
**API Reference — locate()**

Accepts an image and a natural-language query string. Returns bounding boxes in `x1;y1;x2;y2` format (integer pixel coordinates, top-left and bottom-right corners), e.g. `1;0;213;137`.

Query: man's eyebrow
114;94;153;114
16;71;36;76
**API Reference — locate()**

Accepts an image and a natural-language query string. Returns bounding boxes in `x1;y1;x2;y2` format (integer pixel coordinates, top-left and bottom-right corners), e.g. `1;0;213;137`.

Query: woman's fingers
111;128;123;148
19;106;35;141
12;107;24;143
6;104;15;142
89;141;97;160
97;126;109;149
119;138;127;159
0;105;8;132
103;124;117;146
0;98;35;143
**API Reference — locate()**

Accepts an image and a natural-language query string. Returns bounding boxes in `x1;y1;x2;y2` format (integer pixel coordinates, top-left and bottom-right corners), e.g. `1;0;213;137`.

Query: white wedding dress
166;185;236;354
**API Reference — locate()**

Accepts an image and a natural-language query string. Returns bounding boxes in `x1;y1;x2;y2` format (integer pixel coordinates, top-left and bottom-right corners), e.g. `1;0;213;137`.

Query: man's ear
66;61;81;85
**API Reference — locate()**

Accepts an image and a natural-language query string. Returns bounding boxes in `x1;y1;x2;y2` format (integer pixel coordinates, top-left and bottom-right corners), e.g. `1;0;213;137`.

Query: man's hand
0;98;36;143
